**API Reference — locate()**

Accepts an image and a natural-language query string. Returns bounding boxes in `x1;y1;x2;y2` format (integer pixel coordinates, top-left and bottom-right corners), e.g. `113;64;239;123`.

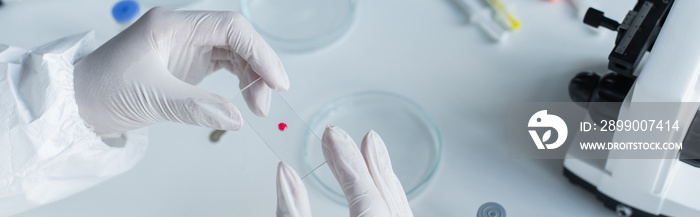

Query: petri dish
305;91;442;205
241;0;357;52
139;0;201;7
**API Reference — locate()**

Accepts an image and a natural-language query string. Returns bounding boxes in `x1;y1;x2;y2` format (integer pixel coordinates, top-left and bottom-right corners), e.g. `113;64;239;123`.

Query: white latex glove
0;32;149;217
276;126;414;217
74;7;288;138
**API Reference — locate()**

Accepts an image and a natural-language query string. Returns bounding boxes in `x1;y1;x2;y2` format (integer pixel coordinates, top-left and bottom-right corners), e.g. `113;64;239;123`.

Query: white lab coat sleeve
0;32;148;216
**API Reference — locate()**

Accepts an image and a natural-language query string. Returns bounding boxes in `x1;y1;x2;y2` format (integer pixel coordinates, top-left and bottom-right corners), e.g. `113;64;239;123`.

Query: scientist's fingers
322;126;391;216
155;76;243;131
160;8;289;91
361;131;414;217
276;162;313;217
220;59;271;117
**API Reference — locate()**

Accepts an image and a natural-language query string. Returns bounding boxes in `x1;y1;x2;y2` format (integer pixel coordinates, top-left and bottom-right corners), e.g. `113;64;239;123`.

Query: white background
1;0;635;216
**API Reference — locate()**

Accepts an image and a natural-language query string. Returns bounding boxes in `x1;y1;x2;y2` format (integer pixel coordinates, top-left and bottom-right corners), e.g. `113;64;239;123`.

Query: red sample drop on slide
278;122;288;131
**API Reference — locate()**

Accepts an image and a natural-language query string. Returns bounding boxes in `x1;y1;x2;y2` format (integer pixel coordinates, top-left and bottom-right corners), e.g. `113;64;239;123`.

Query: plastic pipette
485;0;521;30
456;0;509;42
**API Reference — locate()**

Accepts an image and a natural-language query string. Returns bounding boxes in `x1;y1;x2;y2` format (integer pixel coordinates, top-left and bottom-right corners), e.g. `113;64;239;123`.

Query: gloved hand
74;7;289;138
276;126;414;217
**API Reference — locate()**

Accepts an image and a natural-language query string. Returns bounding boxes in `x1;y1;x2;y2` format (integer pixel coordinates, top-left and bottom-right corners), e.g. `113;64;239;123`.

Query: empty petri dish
241;0;357;52
305;91;442;205
139;0;201;8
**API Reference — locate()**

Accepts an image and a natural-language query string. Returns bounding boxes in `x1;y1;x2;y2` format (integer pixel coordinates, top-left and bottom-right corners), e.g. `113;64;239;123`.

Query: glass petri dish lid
241;0;357;52
305;91;442;205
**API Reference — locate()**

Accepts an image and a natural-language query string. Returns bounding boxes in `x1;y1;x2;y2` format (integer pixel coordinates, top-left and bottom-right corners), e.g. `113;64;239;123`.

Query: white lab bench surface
1;0;636;216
